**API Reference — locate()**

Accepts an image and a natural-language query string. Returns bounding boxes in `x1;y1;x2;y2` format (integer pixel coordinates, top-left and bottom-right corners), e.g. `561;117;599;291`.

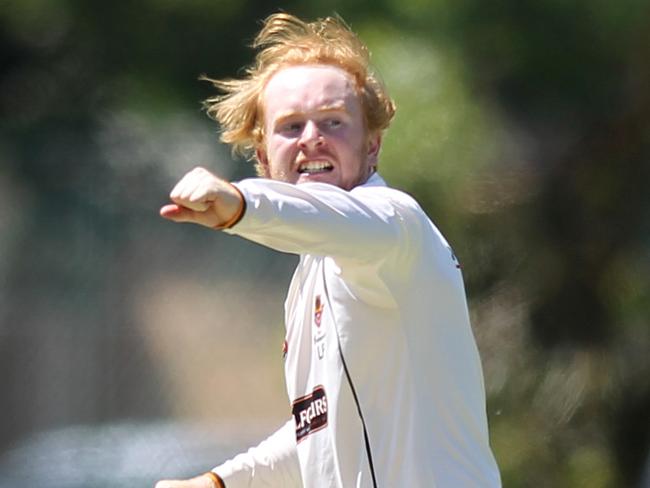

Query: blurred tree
1;0;648;486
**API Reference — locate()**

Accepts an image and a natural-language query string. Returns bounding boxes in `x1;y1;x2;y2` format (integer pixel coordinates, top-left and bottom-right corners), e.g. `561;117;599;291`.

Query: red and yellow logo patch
314;295;324;327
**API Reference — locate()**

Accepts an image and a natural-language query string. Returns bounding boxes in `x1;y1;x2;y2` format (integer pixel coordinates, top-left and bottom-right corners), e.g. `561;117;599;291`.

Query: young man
156;13;501;488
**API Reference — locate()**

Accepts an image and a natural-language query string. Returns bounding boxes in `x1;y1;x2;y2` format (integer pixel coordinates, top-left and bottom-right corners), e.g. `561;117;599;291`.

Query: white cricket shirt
214;173;501;487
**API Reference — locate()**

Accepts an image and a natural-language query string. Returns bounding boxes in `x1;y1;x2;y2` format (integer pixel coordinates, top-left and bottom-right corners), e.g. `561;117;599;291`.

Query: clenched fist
160;167;245;229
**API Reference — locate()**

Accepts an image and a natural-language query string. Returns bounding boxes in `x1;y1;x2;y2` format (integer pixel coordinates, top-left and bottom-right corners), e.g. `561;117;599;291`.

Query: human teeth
298;161;333;174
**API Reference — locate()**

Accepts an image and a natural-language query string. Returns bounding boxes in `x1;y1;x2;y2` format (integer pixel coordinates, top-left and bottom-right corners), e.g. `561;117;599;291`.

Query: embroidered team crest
313;295;326;359
314;295;324;327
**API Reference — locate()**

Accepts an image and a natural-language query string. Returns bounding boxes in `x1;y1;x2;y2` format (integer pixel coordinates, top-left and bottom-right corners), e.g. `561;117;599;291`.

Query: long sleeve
223;175;424;262
211;419;302;488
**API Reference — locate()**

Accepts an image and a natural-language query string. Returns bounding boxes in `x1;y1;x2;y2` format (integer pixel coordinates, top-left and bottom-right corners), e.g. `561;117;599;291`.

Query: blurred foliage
1;0;649;486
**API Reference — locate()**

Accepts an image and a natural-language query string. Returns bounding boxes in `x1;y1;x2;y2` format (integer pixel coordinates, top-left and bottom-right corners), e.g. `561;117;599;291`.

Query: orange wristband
213;183;246;230
204;471;226;488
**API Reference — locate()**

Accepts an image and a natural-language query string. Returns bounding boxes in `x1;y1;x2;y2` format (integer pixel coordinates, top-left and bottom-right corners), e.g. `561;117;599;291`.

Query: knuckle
189;190;206;203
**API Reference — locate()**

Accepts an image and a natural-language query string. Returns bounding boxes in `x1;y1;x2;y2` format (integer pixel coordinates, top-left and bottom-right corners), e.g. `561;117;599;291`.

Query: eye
279;121;303;135
322;118;342;130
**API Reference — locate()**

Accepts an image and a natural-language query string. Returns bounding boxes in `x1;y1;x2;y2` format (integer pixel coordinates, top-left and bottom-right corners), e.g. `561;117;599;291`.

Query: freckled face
257;65;381;190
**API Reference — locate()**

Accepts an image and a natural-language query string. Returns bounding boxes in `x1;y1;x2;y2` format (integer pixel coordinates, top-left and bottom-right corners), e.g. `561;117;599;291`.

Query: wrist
203;471;225;488
213;183;246;230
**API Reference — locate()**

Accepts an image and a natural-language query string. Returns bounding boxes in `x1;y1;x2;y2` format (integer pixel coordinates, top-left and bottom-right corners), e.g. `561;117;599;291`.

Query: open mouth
297;160;334;174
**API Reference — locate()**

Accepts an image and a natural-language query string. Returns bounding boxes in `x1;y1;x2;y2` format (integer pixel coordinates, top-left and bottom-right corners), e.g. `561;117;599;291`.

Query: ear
255;147;271;178
366;132;382;169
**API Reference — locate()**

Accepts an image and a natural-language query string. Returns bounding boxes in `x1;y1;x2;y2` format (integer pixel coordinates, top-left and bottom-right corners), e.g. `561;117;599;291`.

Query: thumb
160;203;185;219
160;203;224;228
159;204;200;223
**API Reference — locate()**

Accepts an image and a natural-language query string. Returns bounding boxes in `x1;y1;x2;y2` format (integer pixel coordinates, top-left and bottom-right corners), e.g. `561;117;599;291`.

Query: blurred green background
1;1;649;487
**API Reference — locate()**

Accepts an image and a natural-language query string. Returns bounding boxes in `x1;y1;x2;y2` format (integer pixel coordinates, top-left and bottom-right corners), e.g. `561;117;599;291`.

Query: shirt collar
360;171;387;188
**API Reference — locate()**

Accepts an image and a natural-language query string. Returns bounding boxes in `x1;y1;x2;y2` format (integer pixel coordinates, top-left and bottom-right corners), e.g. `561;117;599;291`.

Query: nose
298;120;324;151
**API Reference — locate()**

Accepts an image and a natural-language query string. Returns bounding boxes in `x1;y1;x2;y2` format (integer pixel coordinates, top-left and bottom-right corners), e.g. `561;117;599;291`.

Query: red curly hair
202;13;396;174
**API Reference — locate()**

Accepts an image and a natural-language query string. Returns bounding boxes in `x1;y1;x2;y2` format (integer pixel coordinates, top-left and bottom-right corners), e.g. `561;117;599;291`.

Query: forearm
212;419;301;488
225;179;411;261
